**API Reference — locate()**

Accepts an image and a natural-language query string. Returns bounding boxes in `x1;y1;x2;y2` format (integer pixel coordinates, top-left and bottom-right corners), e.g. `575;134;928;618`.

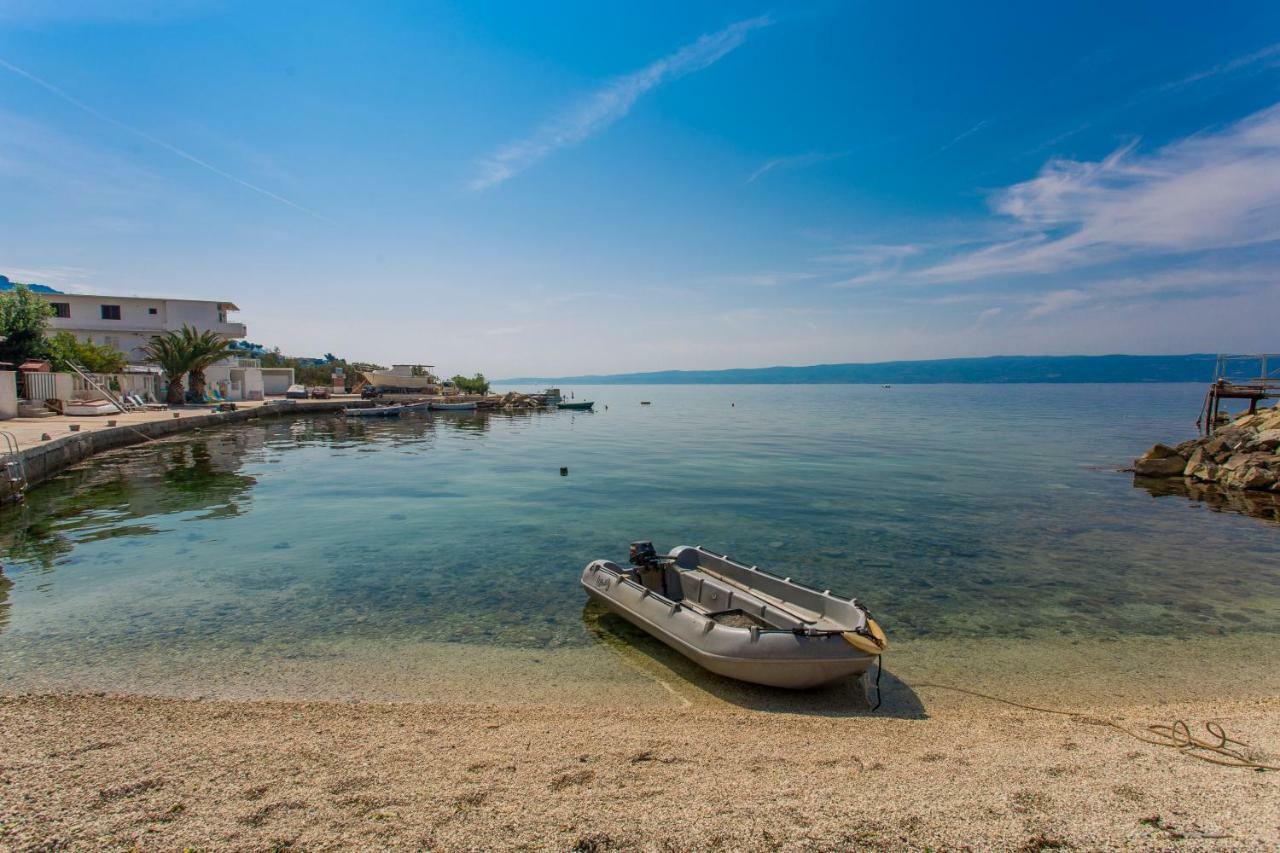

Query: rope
913;683;1279;771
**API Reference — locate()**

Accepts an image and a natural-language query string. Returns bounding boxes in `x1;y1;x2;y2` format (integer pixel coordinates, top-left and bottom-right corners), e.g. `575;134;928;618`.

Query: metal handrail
0;430;26;503
64;362;137;412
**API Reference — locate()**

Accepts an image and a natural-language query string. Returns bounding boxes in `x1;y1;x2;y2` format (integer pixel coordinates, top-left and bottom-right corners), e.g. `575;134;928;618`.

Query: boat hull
557;401;594;411
429;401;478;411
581;550;877;689
345;406;403;417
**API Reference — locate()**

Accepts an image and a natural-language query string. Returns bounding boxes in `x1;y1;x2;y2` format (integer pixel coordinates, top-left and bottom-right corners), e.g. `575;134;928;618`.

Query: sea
1;384;1276;713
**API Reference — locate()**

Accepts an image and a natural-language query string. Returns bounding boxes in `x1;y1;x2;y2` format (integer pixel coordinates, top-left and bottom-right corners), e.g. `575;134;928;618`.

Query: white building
35;291;247;364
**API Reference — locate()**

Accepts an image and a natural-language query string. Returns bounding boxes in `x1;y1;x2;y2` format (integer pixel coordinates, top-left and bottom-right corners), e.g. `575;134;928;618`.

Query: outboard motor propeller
629;540;658;568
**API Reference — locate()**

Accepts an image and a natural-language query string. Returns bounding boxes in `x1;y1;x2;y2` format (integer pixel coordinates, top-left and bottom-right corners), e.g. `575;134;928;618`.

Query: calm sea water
1;384;1277;697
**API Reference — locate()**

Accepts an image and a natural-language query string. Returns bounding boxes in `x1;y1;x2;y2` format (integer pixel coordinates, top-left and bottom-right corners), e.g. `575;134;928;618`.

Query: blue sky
1;1;1278;376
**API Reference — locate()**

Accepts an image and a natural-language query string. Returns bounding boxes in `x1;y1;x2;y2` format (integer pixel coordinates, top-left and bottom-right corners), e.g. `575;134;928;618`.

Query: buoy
842;618;888;655
560;467;568;476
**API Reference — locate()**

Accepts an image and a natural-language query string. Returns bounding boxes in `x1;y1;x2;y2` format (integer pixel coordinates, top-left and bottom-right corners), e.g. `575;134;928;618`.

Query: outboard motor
628;541;667;594
629;540;659;568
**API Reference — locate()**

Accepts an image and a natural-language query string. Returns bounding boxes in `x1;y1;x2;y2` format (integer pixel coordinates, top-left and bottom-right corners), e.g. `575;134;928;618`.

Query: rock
1141;443;1180;460
1133;455;1188;477
1222;452;1274;473
1250;429;1280;451
1238;467;1278;490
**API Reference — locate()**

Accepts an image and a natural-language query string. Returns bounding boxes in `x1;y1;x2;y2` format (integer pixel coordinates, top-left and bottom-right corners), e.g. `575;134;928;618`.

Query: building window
148;307;158;315
50;302;71;318
101;304;122;320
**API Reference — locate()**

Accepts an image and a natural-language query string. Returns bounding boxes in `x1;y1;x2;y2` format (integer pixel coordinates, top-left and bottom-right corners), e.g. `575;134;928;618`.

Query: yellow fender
842;618;888;655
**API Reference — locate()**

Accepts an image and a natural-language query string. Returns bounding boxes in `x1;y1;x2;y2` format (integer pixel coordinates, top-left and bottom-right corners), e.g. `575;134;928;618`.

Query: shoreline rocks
1133;404;1280;493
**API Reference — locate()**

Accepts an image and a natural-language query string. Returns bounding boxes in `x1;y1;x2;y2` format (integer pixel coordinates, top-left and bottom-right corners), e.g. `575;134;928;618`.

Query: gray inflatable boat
582;543;887;689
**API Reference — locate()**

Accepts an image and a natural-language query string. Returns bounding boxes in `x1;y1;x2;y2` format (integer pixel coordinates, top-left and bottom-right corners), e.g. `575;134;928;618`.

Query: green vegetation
46;331;127;374
181;327;236;398
140;325;234;404
0;283;54;366
450;373;490;395
257;349;387;388
141;329;195;404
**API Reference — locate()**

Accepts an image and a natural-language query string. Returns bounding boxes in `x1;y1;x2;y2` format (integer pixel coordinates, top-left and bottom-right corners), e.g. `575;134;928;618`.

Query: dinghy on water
582;543;887;689
345;405;404;417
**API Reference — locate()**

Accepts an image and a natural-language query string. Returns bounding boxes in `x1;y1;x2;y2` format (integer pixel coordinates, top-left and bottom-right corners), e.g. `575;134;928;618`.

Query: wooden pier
1199;353;1280;435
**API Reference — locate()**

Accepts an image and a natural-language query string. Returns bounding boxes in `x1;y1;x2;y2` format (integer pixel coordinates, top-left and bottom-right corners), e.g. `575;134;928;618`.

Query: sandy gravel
1;692;1276;851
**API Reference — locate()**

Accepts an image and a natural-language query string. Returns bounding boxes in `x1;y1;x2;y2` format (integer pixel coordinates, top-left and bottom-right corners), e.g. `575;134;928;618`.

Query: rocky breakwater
497;391;544;411
1133;405;1280;493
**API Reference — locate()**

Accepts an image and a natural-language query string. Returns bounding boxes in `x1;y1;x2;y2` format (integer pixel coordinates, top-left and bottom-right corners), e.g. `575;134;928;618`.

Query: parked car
309;386;332;399
361;386;383;399
285;384;308;399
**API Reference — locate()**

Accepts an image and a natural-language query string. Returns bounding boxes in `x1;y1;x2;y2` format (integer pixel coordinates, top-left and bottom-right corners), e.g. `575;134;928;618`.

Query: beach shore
3;634;1277;848
2;690;1276;851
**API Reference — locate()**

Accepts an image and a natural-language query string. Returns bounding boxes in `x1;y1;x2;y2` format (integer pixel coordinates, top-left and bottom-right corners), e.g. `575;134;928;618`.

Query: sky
1;1;1279;377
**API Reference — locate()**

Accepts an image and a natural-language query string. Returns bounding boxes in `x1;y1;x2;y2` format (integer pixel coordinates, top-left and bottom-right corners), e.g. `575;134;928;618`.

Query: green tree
0;283;54;366
180;326;235;399
46;331;127;374
141;330;193;405
450;373;490;395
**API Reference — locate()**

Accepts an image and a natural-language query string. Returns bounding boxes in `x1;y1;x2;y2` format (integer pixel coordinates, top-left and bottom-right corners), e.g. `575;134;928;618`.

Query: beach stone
1133;455;1187;476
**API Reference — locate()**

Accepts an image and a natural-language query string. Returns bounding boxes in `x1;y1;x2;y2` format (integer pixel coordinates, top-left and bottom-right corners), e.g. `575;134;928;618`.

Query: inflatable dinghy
582;543;886;689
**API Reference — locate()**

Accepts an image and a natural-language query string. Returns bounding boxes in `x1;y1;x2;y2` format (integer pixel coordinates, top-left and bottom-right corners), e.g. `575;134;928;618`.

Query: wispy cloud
0;0;216;25
934;119;989;155
1160;41;1280;91
0;56;329;221
746;150;849;184
702;271;818;288
919;102;1280;282
470;15;772;190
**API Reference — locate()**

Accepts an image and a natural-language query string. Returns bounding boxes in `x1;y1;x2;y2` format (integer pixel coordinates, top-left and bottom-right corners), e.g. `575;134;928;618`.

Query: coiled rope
914;683;1279;771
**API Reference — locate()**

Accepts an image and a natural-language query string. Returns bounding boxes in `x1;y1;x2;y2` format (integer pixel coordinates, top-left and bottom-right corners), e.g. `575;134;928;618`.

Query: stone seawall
13;401;352;495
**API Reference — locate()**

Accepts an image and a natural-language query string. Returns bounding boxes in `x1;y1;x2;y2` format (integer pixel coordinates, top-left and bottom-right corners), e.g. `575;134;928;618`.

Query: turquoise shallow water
1;384;1278;698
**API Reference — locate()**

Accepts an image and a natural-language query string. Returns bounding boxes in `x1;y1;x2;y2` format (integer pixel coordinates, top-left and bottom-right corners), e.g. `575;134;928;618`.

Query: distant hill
499;354;1249;385
0;275;62;294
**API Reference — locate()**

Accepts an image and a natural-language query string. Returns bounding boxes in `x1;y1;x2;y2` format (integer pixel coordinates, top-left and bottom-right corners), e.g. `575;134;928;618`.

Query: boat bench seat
676;570;810;631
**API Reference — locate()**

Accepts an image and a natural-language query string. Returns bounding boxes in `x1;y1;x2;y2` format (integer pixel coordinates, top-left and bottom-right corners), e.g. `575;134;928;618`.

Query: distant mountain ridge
499;354;1243;385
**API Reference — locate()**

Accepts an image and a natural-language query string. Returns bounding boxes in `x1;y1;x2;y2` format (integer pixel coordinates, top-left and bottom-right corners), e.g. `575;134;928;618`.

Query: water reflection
1134;475;1280;524
0;433;258;572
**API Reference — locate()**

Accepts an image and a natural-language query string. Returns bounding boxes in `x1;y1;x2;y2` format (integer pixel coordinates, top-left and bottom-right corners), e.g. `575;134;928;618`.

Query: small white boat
583;543;886;689
429;401;478;411
345;405;404;417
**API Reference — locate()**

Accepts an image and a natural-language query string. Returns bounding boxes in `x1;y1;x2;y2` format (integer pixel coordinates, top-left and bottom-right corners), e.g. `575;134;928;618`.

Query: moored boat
345;405;404;417
556;400;594;411
429;401;478;411
582;543;887;689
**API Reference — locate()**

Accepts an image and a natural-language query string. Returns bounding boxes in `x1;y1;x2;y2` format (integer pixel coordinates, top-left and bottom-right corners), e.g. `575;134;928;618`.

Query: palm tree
180;326;235;400
140;330;192;405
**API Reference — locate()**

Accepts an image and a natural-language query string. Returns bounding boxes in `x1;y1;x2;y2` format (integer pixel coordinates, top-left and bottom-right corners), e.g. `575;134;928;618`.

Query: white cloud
471;15;772;190
921;102;1280;282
